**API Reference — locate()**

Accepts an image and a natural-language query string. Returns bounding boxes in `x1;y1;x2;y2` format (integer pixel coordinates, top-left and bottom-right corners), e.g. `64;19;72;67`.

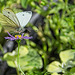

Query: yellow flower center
15;35;21;38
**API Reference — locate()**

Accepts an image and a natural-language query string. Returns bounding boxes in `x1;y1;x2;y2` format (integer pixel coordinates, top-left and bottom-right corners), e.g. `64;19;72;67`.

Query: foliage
46;50;75;75
0;0;75;75
3;46;43;71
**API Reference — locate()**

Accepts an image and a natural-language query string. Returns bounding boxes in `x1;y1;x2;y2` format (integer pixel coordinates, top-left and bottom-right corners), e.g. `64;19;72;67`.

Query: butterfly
0;8;32;33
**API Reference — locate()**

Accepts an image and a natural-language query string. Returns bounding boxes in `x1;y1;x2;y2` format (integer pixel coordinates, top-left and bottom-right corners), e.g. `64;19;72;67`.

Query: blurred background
0;0;75;75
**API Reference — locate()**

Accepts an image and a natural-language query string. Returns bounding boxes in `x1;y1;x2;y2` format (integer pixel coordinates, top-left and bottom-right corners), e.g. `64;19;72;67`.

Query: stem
13;61;19;75
43;53;47;70
17;40;25;75
26;39;30;50
16;67;20;75
17;40;20;69
42;41;47;70
19;66;25;75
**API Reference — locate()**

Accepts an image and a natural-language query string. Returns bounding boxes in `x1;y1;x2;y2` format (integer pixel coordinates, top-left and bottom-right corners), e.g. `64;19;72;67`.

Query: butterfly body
0;8;32;33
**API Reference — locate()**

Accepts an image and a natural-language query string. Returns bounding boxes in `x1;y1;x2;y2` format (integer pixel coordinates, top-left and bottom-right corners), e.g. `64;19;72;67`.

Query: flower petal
22;33;24;36
23;36;33;39
7;32;14;38
5;32;33;40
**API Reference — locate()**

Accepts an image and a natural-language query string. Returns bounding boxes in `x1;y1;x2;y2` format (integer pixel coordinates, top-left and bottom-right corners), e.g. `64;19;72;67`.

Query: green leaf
70;67;75;73
21;0;28;8
46;61;62;73
30;41;36;47
64;72;75;75
19;47;43;71
59;50;75;63
7;61;16;68
7;46;43;71
21;0;31;8
17;46;29;57
3;51;17;61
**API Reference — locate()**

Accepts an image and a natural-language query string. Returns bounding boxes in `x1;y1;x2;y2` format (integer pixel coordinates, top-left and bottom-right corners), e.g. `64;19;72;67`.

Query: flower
5;32;32;41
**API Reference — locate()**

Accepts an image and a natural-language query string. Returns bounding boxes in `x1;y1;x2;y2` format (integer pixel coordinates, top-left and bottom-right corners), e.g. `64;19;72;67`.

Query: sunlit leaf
59;50;75;63
3;51;17;61
46;61;62;73
6;46;43;71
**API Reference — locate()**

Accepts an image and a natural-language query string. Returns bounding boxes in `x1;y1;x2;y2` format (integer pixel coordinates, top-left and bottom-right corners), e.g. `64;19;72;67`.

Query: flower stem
17;40;25;75
16;67;19;75
13;61;19;75
17;40;20;69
